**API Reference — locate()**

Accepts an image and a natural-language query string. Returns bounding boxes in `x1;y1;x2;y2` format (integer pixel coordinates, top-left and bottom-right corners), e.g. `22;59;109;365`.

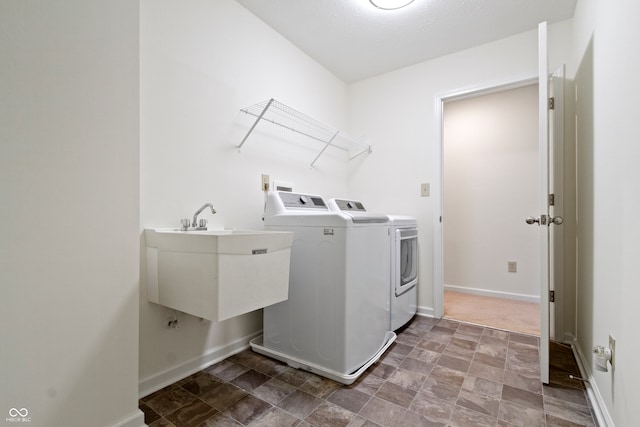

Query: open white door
538;21;551;385
531;22;565;385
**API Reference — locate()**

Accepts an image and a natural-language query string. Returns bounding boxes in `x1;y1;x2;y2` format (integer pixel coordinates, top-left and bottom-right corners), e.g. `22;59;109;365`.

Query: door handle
550;216;564;225
525;216;540;225
526;215;564;226
526;215;548;225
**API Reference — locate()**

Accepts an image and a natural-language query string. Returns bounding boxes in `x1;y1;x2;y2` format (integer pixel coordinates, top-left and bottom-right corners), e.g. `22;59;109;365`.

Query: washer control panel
279;192;328;210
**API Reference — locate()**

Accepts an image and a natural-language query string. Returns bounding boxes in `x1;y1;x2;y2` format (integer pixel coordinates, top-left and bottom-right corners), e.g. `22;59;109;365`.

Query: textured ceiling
235;0;577;83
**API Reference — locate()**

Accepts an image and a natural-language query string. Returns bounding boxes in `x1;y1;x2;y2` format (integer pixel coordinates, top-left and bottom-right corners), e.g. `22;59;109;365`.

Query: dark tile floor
139;317;596;426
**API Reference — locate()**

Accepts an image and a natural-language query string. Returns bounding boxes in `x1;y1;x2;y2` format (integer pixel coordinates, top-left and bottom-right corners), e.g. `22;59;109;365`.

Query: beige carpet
444;291;540;336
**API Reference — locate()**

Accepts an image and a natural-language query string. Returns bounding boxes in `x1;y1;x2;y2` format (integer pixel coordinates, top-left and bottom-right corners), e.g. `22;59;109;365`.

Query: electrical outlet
508;261;517;273
261;174;270;191
609;334;616;370
420;183;430;197
167;315;180;329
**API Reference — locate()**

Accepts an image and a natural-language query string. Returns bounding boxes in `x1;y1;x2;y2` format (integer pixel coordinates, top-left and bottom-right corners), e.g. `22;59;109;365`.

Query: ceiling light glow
369;0;415;10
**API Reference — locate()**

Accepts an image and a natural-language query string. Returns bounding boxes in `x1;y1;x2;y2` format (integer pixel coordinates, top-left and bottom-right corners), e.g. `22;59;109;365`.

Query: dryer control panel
331;199;366;212
328;198;388;224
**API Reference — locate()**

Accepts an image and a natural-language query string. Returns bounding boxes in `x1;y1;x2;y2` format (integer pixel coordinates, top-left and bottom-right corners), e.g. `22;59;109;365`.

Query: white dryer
328;199;418;331
388;215;418;330
251;191;396;385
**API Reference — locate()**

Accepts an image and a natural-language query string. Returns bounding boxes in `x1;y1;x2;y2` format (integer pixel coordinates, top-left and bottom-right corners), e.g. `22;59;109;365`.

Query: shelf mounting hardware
311;130;340;167
238;98;274;149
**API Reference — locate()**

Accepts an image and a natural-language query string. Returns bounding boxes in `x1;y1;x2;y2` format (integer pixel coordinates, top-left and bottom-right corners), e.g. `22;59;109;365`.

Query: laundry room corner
138;0;358;395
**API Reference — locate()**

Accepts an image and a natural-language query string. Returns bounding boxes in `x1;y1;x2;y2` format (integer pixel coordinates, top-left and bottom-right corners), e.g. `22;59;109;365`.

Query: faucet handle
198;219;208;228
181;218;190;230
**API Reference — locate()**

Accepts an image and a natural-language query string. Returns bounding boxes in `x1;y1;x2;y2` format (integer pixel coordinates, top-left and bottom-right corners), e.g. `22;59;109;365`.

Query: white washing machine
251;191;396;385
329;199;418;331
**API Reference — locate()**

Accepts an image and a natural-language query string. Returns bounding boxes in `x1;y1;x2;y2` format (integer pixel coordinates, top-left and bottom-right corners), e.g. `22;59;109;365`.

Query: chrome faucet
191;203;216;228
181;203;216;230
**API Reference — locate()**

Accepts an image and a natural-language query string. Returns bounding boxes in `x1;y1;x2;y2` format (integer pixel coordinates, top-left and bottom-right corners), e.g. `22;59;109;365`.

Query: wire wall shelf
239;98;371;167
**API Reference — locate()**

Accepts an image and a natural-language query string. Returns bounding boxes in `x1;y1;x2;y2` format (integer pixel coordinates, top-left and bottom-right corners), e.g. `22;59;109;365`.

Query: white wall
571;0;640;424
443;85;540;300
0;1;142;427
139;0;353;395
348;20;573;313
11;1;639;425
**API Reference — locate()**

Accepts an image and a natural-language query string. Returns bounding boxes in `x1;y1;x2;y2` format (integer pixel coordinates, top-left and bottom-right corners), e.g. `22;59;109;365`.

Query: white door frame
549;65;566;343
433;73;538;319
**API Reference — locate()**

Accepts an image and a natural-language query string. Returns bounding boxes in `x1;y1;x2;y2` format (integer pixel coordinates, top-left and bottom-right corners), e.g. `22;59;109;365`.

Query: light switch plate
420;183;430;197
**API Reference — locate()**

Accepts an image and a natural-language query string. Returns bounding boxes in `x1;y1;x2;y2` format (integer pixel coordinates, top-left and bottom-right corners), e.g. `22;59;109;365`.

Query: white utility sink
145;228;293;321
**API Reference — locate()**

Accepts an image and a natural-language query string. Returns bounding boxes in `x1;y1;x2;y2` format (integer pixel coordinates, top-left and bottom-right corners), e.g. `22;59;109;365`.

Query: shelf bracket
238;98;274;149
311;130;340;168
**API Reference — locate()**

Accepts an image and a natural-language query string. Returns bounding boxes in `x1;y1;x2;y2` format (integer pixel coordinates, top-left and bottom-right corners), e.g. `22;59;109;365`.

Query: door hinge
548;97;555;110
549;290;555;303
548;193;555;206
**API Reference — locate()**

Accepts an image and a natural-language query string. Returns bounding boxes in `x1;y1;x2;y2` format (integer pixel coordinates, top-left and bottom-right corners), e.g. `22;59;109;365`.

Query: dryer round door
395;228;418;296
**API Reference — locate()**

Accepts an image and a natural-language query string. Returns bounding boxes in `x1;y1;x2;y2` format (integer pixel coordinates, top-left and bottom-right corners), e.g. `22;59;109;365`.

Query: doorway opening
439;80;541;336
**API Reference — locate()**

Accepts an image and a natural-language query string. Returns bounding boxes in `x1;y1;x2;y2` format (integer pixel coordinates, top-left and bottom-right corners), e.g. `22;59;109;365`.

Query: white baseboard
138;330;262;398
112;409;146;427
570;334;615;427
416;305;435;318
444;284;540;304
564;332;575;344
